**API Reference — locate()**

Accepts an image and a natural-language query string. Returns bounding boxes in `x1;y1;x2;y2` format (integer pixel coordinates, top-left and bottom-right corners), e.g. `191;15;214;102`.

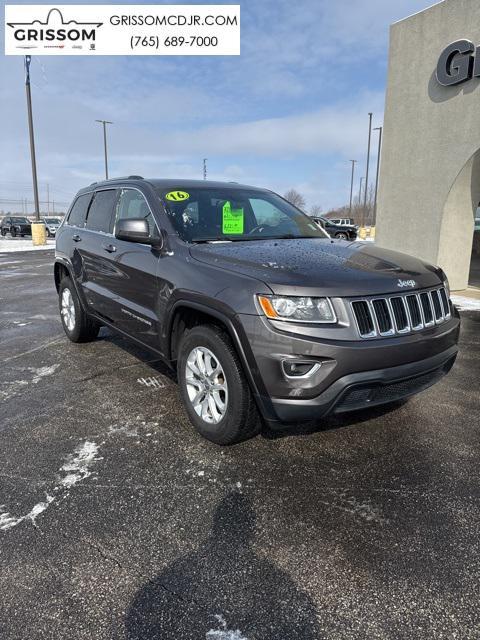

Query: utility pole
47;183;50;215
203;158;208;180
95;119;113;179
373;126;383;225
359;177;365;205
363;112;373;222
349;160;357;215
24;56;40;221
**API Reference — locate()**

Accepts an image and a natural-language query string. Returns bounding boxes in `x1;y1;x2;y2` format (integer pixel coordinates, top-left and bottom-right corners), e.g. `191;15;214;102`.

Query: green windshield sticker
222;201;244;235
165;190;190;202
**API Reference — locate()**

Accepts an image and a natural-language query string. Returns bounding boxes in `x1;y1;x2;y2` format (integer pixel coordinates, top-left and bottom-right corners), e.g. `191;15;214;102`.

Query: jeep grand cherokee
54;177;460;444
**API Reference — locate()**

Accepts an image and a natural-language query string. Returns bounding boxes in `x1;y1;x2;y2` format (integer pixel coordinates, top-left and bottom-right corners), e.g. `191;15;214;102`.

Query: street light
349;160;357;215
203;158;208;180
95;119;113;179
363;112;373;222
24;56;40;221
373;126;383;224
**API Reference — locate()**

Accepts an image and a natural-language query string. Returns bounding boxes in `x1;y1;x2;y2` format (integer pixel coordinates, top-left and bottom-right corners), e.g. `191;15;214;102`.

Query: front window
158;187;328;243
45;218;60;224
11;217;29;224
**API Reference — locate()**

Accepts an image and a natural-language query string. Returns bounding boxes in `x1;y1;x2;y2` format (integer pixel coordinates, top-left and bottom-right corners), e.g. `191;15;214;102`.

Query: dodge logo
397;279;417;288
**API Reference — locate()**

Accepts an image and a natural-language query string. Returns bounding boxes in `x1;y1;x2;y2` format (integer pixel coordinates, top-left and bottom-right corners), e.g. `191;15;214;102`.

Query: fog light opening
282;360;321;378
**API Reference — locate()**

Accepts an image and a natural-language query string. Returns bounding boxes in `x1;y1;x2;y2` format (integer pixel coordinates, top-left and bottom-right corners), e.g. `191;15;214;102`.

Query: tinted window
115;189;158;237
68;194;92;228
86;190;117;233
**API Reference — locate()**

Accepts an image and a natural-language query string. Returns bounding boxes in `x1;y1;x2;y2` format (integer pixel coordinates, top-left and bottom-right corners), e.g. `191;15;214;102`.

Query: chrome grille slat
351;287;449;339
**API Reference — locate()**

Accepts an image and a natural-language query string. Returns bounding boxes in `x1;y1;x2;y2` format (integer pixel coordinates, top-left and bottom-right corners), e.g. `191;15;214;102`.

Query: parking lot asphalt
1;249;479;640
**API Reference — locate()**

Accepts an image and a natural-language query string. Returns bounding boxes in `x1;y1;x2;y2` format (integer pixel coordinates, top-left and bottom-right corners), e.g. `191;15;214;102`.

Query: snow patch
0;495;54;531
206;615;248;640
1;441;101;532
28;364;60;384
451;295;480;311
58;441;101;488
137;376;166;389
0;238;55;253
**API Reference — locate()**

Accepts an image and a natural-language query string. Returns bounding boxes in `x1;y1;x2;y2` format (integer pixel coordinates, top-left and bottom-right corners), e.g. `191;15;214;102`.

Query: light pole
363;112;373;221
24;56;40;221
95;119;113;179
358;177;365;204
203;158;208;180
349;160;357;215
373;126;383;224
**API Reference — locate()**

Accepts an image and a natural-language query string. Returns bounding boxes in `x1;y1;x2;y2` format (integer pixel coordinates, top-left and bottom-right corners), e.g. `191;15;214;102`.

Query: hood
189;238;443;297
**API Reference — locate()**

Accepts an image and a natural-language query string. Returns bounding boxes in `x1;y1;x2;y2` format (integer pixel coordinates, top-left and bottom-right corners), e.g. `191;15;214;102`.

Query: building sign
436;39;480;86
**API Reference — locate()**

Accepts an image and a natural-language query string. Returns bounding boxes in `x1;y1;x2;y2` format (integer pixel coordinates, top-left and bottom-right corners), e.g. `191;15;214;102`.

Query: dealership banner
4;5;240;55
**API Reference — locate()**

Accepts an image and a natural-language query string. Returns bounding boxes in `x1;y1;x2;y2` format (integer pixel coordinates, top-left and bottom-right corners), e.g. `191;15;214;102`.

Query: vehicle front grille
351;287;451;339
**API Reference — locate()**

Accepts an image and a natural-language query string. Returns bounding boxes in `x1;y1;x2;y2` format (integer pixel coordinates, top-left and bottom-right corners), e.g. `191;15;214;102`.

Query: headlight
258;295;336;323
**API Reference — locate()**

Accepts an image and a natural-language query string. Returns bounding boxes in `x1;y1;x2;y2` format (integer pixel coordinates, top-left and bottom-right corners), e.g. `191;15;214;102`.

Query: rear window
86;190;117;233
68;194;92;228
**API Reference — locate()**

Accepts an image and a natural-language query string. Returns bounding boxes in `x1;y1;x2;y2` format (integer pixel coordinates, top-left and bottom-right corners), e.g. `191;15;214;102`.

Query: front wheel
178;325;260;445
10;229;16;238
59;276;100;343
335;232;348;240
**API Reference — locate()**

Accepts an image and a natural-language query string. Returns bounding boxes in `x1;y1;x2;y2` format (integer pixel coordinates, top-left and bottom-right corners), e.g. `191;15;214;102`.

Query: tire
58;276;100;343
335;232;348;240
177;325;260;445
47;230;52;238
1;229;6;237
20;234;25;238
10;229;16;238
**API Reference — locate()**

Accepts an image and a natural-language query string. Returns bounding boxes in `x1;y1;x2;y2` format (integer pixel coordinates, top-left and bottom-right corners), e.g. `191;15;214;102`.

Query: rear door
79;188;119;320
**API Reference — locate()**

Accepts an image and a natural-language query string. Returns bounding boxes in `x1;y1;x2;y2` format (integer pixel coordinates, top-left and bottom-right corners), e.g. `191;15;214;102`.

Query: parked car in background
312;217;357;240
43;217;62;237
329;218;355;227
55;177;458;445
0;216;32;237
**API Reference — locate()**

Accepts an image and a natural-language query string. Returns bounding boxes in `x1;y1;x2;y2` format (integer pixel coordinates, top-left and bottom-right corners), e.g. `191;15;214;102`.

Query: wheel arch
167;300;274;420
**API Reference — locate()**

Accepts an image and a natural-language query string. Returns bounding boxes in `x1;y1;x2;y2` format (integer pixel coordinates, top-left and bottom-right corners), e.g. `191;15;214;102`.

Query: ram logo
397;279;417;288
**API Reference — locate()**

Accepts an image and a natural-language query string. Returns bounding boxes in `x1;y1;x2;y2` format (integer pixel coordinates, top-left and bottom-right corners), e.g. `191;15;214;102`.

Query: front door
103;188;161;350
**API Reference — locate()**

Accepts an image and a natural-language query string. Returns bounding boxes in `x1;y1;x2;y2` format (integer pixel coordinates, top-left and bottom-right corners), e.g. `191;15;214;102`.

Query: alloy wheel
185;346;228;424
61;288;76;332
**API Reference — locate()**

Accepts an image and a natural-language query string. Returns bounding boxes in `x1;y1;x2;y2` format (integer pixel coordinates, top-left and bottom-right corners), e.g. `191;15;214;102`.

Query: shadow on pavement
125;491;321;639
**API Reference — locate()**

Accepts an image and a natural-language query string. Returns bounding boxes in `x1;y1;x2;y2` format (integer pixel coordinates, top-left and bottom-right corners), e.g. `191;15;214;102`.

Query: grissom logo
7;8;103;50
397;279;417;288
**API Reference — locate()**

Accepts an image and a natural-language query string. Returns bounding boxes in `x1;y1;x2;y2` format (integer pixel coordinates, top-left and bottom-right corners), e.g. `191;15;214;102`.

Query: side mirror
115;218;160;246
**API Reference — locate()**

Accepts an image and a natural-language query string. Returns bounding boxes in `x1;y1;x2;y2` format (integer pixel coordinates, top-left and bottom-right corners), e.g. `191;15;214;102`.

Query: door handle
102;243;117;253
72;234;82;242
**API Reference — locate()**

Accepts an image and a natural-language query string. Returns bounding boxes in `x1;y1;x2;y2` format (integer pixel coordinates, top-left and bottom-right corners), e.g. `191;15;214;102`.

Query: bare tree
284;189;306;210
310;204;323;217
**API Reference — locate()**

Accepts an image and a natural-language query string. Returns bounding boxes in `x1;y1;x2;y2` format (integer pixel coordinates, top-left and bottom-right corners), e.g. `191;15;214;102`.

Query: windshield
45;218;60;224
11;217;29;223
158;187;328;243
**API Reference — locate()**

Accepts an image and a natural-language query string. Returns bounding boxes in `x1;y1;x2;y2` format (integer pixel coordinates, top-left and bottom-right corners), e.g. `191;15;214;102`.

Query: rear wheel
59;276;100;343
178;325;260;445
10;229;16;238
1;229;6;237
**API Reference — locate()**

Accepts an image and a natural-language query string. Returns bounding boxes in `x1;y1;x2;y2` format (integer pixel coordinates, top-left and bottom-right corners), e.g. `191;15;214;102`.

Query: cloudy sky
0;0;437;213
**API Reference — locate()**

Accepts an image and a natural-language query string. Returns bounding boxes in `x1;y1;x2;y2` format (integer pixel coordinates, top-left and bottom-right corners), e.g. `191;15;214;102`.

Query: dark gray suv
54;177;460;444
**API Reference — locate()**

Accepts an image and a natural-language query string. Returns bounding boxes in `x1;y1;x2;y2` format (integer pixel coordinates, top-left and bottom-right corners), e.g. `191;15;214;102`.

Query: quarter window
68;194;92;228
86;190;117;233
115;189;158;237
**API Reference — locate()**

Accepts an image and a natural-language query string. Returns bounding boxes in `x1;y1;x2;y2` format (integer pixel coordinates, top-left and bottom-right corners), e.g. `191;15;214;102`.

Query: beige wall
376;0;480;290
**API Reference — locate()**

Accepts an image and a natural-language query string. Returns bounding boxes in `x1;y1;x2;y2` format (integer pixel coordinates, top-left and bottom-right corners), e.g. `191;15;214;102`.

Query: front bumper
267;346;457;423
238;309;460;424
